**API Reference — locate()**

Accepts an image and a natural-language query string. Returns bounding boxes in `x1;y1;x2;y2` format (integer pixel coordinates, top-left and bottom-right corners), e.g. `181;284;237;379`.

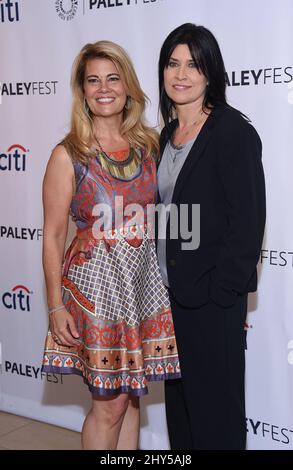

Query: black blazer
159;105;266;308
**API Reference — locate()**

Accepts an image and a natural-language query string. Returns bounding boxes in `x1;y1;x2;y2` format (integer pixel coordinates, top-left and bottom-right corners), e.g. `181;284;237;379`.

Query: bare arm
42;144;80;346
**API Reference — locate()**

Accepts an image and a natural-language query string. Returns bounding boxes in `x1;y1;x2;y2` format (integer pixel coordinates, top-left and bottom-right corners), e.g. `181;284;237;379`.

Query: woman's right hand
43;145;78;348
49;307;81;347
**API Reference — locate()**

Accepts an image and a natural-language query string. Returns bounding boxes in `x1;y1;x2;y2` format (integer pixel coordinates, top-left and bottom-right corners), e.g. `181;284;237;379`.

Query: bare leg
117;396;140;450
81;393;129;450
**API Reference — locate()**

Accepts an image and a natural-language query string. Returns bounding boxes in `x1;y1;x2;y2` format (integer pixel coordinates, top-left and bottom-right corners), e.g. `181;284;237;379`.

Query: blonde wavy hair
63;40;159;163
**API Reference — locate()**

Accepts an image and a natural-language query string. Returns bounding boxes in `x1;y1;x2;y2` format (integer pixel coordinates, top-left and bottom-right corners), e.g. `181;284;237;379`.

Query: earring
125;96;132;110
84;98;91;117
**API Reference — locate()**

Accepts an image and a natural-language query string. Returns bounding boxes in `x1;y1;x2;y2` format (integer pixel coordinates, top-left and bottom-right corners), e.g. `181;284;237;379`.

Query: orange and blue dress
42;148;181;396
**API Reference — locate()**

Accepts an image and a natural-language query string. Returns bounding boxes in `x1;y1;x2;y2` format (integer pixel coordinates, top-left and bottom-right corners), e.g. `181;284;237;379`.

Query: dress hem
41;365;181;397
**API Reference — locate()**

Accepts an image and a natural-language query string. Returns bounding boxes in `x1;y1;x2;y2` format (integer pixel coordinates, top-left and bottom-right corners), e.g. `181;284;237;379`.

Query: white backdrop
0;0;293;450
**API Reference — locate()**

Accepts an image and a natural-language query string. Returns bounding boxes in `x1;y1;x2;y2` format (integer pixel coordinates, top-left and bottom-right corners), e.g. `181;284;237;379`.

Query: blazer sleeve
209;120;266;306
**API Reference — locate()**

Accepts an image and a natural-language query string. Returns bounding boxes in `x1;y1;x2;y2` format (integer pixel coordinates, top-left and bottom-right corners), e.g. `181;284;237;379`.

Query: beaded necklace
95;137;141;180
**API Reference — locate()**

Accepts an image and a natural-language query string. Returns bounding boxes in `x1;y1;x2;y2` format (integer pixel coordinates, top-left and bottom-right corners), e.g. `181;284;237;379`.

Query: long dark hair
159;23;228;127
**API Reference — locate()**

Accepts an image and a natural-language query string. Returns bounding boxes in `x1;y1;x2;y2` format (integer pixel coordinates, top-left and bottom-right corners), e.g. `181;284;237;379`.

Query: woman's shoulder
216;105;252;128
215;106;261;144
43;143;75;186
48;143;73;166
54;142;88;169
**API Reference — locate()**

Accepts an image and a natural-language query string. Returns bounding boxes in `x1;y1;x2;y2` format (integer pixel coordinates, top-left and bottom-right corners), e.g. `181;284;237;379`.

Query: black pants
165;291;247;450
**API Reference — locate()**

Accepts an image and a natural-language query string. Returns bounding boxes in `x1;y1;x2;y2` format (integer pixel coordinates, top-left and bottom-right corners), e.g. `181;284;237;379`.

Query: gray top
157;136;196;287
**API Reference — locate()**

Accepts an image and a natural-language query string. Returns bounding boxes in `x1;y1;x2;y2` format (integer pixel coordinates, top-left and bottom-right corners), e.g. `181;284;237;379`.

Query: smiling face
83;58;127;119
163;43;208;108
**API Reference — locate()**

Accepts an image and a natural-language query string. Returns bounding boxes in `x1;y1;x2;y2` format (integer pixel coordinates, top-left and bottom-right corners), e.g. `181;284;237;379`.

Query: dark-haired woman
157;23;266;450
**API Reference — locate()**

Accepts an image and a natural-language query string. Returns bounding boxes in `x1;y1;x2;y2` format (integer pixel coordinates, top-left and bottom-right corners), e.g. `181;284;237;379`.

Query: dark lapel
171;107;221;204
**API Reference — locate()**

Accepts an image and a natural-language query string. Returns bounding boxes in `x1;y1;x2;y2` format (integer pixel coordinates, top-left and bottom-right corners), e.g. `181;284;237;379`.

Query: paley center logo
86;0;165;13
55;0;78;20
225;66;293;87
259;249;293;268
0;0;19;23
0;226;42;241
0;144;30;172
0;81;58;101
247;417;293;445
88;0;139;8
2;285;33;312
56;0;172;18
4;360;64;384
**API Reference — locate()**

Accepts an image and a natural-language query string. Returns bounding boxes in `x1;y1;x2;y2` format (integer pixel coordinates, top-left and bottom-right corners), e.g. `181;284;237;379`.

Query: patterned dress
42;148;181;396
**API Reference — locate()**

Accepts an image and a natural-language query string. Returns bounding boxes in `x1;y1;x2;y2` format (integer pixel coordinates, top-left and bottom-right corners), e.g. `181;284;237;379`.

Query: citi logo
2;285;32;311
0;144;29;172
0;1;19;23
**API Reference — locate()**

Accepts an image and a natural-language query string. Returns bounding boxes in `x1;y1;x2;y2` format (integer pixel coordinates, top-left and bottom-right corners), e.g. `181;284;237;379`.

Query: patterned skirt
42;225;181;396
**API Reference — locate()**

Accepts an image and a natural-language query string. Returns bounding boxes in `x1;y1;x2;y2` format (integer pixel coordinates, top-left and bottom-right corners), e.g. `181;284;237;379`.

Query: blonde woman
41;41;180;450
